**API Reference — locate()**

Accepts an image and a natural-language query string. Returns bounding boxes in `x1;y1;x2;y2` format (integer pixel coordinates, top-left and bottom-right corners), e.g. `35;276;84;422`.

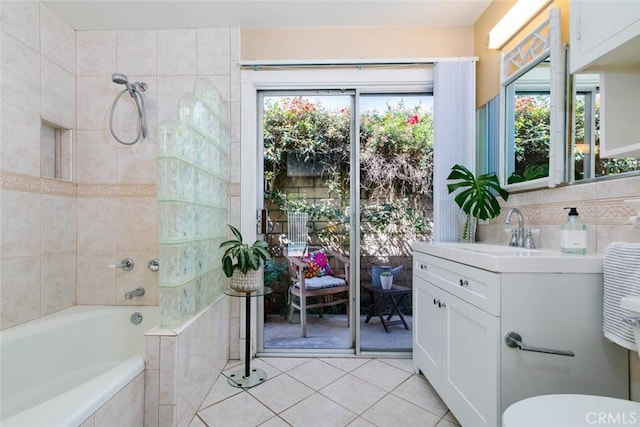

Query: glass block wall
157;78;229;327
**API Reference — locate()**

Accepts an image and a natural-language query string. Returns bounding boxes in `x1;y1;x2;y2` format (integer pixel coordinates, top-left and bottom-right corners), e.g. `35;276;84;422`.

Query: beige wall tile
77;76;117;131
117;30;157;76
76;130;118;184
230;101;240;144
1;32;40;114
41;56;75;129
94;372;145;427
145;335;161;370
0;256;41;329
1;101;41;176
76;250;117;304
595;225;640;254
157;29;197;76
145;368;160;427
117;140;158;184
41;251;76;315
0;1;40;50
197;28;230;75
158;405;177;427
157;76;197;125
230;60;240;103
39;3;75;73
41;194;76;254
160;335;178;405
117;197;157;251
539;182;597;204
230;28;240;62
1;189;41;259
597;175;640;200
76;31;116;77
77;197;118;252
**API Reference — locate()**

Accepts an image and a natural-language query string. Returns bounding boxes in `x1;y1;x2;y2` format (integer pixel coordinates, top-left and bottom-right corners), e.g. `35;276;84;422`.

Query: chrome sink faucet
504;208;525;247
125;287;145;300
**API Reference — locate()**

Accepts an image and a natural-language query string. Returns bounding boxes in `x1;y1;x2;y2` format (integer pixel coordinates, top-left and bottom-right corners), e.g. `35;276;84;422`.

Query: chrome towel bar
504;331;575;357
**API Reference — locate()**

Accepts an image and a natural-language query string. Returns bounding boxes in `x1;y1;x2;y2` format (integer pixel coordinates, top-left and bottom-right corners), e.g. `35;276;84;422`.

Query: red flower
407;114;419;125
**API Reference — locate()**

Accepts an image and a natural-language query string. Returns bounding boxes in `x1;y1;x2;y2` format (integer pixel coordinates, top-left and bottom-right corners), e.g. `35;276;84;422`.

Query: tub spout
125;287;145;300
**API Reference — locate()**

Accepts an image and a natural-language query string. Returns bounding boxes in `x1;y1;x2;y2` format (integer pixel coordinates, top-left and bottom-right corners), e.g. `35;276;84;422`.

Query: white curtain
433;61;476;242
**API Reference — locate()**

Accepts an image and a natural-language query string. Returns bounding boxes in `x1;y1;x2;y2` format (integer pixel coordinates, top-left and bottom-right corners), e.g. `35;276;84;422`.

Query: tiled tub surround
0;305;159;426
145;297;230;427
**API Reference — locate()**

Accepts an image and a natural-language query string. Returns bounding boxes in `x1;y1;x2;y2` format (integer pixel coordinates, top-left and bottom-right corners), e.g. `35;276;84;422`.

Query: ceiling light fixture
488;0;553;50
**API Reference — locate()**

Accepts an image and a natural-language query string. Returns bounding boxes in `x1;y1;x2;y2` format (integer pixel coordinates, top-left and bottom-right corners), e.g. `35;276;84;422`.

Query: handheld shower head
112;73;129;85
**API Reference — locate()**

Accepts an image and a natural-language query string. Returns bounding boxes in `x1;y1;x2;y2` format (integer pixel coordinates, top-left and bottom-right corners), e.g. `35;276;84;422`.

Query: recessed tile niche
41;120;72;181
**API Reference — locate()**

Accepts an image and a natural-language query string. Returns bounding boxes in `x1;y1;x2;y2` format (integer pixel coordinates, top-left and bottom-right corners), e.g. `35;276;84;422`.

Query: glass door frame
240;66;434;357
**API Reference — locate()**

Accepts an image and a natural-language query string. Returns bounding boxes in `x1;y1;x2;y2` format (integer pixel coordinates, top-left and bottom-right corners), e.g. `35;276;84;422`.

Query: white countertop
413;241;603;274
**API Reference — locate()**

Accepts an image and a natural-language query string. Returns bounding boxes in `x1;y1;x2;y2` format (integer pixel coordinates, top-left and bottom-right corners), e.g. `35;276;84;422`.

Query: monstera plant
446;164;509;242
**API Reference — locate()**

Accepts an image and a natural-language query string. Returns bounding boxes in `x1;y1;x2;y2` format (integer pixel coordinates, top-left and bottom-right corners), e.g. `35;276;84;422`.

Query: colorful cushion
303;249;334;278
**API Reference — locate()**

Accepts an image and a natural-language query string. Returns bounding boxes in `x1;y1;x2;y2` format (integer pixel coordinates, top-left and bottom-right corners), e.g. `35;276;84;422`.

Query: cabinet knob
433;298;437;305
420;264;428;270
459;279;469;287
440;302;446;308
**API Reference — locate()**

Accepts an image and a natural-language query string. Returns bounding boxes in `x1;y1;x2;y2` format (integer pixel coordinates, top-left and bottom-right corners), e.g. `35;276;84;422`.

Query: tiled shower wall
0;0;241;331
0;2;77;329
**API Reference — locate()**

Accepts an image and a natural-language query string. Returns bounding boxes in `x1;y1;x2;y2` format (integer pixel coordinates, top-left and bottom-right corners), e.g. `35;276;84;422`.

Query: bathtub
0;305;159;427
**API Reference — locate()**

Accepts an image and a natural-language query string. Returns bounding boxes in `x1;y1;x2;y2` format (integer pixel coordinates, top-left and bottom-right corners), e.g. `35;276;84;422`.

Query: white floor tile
189;415;207;427
320;374;386;415
379;357;414;373
361;394;441;427
286;359;346;390
280;393;357;427
392;374;448;417
350;359;412;392
320;357;371;373
261;357;309;372
346;417;376;427
199;374;243;410
198;392;275;427
249;373;314;413
258;416;292;427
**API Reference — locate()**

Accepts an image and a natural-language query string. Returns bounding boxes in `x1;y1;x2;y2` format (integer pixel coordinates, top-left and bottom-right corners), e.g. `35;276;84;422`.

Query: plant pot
458;213;478;243
230;268;262;292
380;275;393;290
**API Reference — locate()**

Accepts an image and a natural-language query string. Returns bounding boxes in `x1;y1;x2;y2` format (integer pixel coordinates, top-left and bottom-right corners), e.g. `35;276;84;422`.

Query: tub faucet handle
109;258;134;271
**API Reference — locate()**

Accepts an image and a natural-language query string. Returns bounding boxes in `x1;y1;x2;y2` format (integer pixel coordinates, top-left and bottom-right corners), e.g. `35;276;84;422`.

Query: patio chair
284;248;350;337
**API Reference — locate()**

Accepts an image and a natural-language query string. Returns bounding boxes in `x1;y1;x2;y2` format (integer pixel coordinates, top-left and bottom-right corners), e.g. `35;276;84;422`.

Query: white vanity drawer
414;251;501;316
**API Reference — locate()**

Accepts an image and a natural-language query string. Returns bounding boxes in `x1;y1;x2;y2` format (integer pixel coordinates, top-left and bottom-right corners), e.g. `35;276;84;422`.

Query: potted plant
220;224;271;292
380;271;394;290
446;164;509;242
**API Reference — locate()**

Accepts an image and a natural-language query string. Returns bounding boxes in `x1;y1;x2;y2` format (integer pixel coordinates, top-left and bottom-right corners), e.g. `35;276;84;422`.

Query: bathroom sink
412;241;603;273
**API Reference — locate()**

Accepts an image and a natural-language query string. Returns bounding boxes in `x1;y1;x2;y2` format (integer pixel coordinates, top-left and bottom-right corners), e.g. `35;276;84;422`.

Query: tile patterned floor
192;357;460;427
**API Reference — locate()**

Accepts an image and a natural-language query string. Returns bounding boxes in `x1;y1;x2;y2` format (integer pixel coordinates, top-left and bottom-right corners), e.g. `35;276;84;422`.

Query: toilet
502;296;640;427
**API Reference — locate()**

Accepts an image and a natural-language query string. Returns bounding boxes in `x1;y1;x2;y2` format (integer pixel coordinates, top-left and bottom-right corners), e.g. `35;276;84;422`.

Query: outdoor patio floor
263;314;413;351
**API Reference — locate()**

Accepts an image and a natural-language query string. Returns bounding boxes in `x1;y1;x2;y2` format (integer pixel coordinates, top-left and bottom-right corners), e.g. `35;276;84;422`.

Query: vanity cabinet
412;243;629;427
569;0;640;73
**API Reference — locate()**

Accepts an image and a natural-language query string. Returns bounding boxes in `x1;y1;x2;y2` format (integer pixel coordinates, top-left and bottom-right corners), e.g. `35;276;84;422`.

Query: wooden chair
284;248;350;337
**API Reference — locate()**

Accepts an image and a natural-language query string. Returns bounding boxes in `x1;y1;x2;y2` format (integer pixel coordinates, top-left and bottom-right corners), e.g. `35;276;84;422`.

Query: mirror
569;73;640;182
500;8;565;190
476;95;500;177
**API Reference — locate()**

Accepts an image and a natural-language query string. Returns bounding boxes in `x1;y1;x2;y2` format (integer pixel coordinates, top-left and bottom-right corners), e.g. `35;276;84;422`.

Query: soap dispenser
560;207;587;254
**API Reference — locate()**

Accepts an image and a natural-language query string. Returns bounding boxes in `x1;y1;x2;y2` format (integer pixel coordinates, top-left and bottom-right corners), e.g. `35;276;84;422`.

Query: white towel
603;242;640;351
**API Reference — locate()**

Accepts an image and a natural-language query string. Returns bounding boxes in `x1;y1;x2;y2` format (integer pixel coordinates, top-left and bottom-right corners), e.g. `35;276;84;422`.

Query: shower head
112;73;129;85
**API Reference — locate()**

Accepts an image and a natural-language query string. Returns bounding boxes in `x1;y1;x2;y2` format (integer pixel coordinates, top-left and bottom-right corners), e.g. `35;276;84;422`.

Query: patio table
361;283;411;333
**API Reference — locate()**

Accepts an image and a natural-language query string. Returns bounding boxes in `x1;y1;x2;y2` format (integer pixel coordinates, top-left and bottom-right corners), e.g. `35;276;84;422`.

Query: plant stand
224;287;271;389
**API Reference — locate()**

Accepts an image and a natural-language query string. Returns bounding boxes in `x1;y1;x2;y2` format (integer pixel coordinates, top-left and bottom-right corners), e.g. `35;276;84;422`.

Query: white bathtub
0;305;159;427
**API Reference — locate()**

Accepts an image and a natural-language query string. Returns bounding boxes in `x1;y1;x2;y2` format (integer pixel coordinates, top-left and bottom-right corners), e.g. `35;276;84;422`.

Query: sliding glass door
258;90;433;354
